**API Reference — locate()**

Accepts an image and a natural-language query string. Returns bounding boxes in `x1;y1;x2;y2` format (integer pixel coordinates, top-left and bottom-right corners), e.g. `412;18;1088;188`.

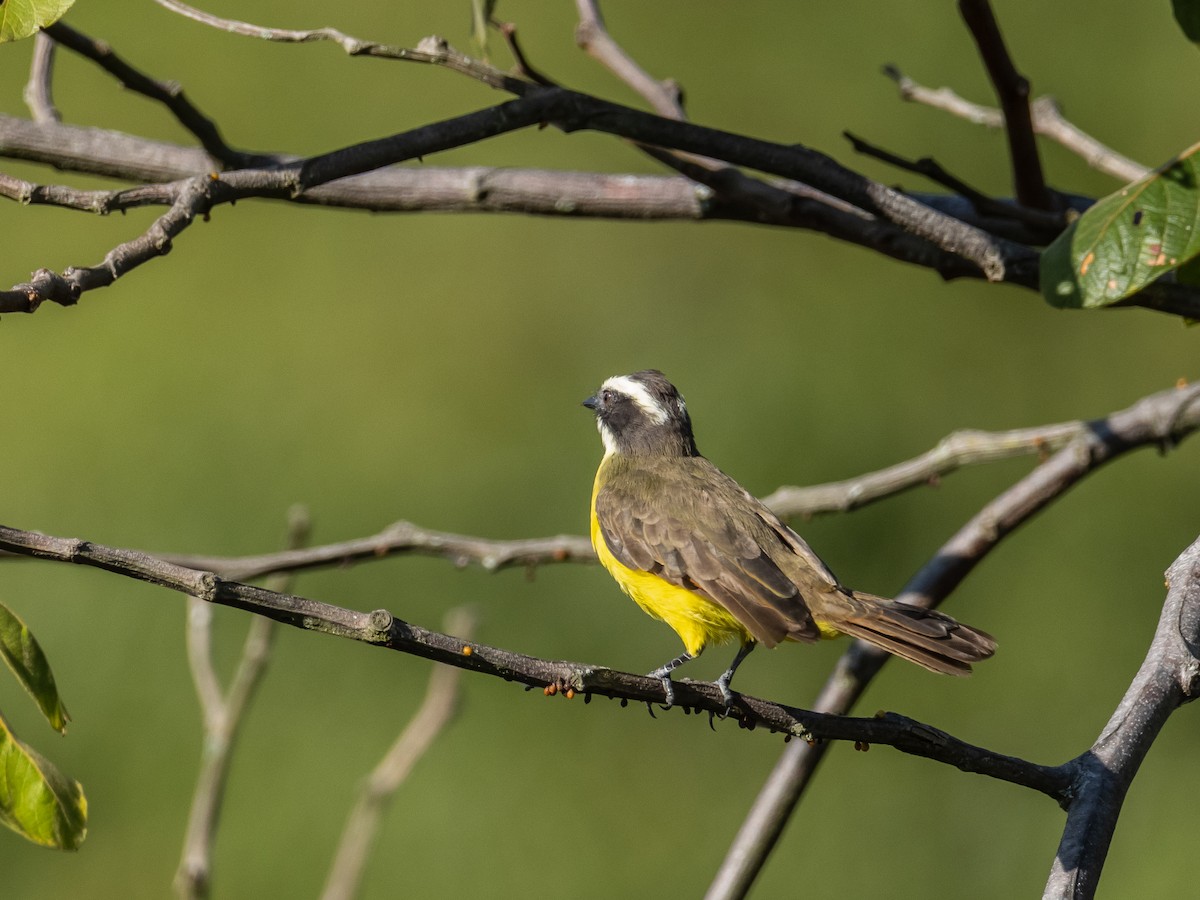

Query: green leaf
0;710;87;849
1173;0;1200;44
1040;141;1200;308
0;601;69;734
0;0;74;44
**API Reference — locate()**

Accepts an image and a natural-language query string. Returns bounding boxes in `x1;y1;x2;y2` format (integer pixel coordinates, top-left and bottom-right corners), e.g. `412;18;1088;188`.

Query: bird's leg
647;652;696;708
715;642;756;708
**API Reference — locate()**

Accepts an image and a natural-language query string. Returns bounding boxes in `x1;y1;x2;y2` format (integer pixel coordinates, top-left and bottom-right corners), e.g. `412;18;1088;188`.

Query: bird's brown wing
595;456;827;646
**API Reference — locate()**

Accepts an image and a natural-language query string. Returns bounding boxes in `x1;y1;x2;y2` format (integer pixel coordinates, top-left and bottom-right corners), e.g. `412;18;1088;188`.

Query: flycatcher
583;369;995;706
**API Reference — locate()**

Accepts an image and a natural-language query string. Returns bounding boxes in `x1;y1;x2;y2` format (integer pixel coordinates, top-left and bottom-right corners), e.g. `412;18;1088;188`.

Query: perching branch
0;520;1059;788
0;383;1195;787
706;379;1200;900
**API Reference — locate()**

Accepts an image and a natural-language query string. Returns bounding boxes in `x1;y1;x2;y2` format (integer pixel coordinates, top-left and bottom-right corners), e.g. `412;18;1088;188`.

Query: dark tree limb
146;6;1034;281
1044;535;1200;899
844;129;1065;238
8;21;1200;316
957;0;1056;210
42;21;252;168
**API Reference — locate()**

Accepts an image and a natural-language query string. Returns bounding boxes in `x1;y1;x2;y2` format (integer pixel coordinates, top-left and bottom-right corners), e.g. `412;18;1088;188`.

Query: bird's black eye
601;389;614;405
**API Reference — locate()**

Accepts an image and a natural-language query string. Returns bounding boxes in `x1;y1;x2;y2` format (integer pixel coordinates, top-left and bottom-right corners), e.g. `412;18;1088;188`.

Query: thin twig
575;0;684;119
764;419;1086;517
174;506;311;900
321;607;475;900
42;21;251;168
24;33;60;124
705;380;1200;900
883;65;1148;183
958;0;1055;210
843;130;1064;236
152;0;532;95
149;412;1103;580
159;522;596;581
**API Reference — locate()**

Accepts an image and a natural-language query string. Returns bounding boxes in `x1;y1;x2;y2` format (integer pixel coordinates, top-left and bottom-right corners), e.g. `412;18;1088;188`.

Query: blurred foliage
1;0;1199;897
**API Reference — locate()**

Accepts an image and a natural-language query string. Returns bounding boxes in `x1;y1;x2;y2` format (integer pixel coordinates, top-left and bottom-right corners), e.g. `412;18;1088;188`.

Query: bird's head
583;370;699;458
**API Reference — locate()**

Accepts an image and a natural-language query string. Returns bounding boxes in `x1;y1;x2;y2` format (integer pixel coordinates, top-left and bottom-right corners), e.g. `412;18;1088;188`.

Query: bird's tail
819;591;996;675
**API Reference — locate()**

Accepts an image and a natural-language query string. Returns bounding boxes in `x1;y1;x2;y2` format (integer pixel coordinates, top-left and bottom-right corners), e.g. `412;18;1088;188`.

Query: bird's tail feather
823;592;996;676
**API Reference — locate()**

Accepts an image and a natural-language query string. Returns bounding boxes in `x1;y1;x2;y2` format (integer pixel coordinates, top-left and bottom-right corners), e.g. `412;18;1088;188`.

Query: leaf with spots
0;0;74;43
1040;141;1200;309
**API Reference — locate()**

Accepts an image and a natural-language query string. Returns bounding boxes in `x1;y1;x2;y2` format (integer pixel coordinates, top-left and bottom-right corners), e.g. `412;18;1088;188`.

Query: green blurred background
2;1;1198;896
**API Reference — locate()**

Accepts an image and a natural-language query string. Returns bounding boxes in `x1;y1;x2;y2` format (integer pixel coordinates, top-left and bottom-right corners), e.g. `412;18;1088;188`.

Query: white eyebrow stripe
601;375;669;425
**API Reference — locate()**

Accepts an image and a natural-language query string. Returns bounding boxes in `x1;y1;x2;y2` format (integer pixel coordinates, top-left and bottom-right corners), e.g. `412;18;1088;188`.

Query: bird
583;369;996;707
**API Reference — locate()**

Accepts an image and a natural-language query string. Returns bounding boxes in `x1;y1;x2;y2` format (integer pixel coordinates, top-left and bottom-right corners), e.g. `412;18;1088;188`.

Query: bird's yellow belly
590;482;750;657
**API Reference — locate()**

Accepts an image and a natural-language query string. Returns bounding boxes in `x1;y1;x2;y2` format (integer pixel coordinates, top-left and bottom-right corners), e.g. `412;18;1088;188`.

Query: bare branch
1045;534;1200;899
159;521;596;582
6;20;1197;317
958;0;1055;210
152;0;532;95
883;66;1148;183
24;33;60;124
148;7;1034;281
321;607;475;900
574;0;684;118
706;380;1200;900
0;519;1070;790
763;418;1085;517
175;506;311;900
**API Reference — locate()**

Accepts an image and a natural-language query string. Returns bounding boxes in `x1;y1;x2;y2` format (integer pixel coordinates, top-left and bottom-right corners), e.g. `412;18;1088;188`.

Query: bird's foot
714;673;738;711
647;667;678;708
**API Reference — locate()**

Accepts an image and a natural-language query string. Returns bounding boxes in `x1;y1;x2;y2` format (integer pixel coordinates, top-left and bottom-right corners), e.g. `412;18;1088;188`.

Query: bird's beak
582;394;599;411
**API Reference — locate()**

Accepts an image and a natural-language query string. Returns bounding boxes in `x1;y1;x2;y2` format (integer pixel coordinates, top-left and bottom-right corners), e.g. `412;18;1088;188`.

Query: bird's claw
658;675;676;709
